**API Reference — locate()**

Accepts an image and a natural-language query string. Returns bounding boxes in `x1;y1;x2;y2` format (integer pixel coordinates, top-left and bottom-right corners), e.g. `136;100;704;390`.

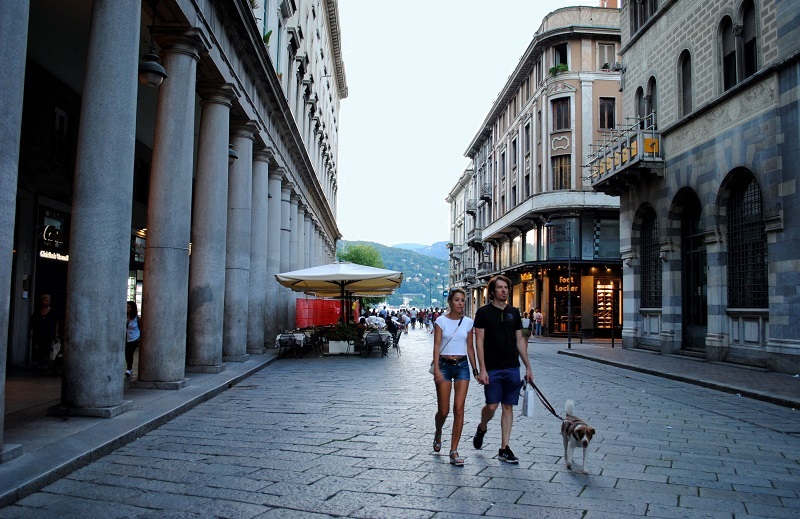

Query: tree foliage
337;243;385;269
338;240;448;308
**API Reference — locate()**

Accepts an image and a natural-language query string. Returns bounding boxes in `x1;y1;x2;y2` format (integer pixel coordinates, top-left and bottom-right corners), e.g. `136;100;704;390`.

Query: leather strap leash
528;382;564;421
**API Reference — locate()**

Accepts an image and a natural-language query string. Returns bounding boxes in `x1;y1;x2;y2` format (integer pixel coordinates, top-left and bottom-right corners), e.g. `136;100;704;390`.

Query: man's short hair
487;275;511;301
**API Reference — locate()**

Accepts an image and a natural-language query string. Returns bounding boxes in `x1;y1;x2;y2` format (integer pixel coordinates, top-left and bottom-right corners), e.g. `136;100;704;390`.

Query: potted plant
324;322;359;354
549;63;569;77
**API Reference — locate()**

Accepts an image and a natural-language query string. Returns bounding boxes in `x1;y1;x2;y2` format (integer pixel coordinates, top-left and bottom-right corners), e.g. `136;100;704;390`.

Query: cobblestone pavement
2;328;799;518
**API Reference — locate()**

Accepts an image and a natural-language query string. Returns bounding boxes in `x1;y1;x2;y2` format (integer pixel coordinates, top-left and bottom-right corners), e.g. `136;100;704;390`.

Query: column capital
198;83;238;106
231;120;258;140
253;147;270;163
154;28;208;61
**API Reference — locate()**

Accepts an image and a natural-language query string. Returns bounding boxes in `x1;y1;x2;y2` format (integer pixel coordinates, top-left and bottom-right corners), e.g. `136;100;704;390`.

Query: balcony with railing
465;199;477;215
587;112;664;196
477;261;493;275
466;227;483;248
464;267;476;283
479;183;492;201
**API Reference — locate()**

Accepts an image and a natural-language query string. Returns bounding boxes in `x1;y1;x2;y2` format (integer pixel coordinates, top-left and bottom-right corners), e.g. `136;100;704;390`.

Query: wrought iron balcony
464;268;476;282
477;261;493;275
479;183;492;201
465;199;477;215
587;111;665;196
466;228;482;248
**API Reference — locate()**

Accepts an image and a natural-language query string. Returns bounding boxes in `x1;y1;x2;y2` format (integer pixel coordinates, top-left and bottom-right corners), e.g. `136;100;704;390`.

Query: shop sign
520;272;534;282
38;206;70;261
554;275;578;292
131;235;146;263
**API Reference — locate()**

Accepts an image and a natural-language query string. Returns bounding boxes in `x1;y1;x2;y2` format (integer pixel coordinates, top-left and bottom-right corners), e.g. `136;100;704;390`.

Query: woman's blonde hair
446;287;467;309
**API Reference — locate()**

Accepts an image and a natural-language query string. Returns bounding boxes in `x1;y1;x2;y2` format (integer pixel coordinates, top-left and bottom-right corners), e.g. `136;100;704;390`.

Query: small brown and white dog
561;400;596;474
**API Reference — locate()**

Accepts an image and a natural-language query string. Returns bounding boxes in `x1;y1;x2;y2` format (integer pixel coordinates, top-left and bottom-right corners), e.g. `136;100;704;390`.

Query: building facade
450;4;623;339
589;0;800;373
0;0;346;461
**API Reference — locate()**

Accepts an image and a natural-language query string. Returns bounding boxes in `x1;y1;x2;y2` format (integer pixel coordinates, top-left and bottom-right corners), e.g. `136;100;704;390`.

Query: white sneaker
125;369;132;378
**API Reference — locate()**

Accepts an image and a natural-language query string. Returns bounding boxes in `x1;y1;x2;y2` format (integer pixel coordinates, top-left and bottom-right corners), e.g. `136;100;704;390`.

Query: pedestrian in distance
473;274;534;463
125;301;141;378
533;307;544;337
29;293;60;372
431;288;477;466
521;311;531;339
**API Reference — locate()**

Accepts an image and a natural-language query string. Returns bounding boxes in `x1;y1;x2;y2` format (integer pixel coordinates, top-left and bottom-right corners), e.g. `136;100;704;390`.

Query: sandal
449;450;464;466
432;433;442;453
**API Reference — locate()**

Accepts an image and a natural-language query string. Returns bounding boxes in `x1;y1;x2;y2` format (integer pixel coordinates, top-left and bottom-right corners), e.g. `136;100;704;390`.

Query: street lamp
545;214;573;349
424;278;432;308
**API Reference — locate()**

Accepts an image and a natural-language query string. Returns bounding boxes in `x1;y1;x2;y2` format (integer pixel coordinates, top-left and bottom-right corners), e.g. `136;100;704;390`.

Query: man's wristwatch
472;368;479;377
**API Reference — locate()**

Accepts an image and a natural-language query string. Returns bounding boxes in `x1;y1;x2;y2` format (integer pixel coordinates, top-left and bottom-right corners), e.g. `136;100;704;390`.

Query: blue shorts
438;357;470;382
484;367;521;405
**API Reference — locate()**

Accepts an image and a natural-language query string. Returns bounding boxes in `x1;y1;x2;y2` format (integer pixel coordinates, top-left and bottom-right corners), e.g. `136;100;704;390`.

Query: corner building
449;4;624;339
589;0;800;373
0;0;346;461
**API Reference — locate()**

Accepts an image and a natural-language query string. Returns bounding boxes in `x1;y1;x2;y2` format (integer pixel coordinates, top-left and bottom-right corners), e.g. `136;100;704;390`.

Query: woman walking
431;288;477;466
125;301;141;378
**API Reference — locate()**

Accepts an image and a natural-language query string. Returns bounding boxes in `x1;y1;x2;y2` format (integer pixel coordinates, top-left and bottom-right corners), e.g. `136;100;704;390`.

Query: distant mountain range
392;241;450;261
338;240;449;308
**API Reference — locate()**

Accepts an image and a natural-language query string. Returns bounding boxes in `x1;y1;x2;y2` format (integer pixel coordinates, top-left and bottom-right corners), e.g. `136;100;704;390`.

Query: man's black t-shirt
474;303;521;371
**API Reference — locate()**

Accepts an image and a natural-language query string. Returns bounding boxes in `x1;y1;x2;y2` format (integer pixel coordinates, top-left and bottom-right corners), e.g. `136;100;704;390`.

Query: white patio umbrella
275;262;404;320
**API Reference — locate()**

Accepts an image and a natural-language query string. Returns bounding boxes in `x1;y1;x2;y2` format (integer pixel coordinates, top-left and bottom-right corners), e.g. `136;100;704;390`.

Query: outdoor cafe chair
277;333;302;359
391;329;402;357
362;331;384;358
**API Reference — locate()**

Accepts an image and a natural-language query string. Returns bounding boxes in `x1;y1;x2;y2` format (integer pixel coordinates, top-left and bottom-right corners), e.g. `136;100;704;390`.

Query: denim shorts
484;367;522;405
438;357;470;382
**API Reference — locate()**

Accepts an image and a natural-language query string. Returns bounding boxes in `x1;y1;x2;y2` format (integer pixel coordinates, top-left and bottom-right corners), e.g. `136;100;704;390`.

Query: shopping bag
521;382;535;417
49;338;62;361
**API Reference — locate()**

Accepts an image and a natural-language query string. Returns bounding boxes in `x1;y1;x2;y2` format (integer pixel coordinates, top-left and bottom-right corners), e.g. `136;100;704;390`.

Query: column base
247;347;266;355
185;363;226;374
223;354;249;362
130;378;189;390
0;444;23;464
47;400;133;418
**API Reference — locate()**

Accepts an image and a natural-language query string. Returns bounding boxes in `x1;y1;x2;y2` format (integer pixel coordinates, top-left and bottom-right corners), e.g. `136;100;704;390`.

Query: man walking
472;274;534;463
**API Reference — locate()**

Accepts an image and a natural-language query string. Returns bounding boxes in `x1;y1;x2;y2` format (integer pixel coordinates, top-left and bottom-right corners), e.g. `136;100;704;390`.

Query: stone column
247;148;269;355
287;193;300;328
296;203;306;271
304;215;313;268
57;0;140;414
223;122;256;362
0;0;30;462
138;33;202;389
279;183;292;332
265;169;283;340
704;233;727;360
186;85;235;374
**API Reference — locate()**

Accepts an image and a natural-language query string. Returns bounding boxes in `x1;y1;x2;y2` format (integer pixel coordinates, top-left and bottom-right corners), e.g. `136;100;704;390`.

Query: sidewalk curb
0;354;280;507
559;349;799;409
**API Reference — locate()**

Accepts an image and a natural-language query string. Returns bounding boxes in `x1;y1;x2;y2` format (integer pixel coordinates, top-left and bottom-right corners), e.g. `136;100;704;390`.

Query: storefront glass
546;217;579;259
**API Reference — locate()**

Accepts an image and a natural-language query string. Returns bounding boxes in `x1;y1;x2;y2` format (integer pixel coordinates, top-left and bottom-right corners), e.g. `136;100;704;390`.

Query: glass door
681;195;707;351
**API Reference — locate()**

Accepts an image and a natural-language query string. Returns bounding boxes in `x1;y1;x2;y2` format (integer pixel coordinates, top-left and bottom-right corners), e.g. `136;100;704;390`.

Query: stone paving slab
2;331;800;516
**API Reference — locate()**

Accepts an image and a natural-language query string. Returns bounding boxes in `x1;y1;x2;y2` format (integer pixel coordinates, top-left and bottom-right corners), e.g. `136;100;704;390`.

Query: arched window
742;1;757;78
679;50;693;116
728;176;768;308
635;86;645;128
721;16;737;90
647;77;658;128
640;209;662;308
631;0;659;34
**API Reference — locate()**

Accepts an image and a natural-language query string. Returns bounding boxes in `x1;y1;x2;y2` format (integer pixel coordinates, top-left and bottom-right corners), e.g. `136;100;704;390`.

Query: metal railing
585;111;663;186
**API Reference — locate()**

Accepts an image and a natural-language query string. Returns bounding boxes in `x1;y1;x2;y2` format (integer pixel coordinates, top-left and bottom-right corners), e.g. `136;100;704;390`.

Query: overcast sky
335;0;599;248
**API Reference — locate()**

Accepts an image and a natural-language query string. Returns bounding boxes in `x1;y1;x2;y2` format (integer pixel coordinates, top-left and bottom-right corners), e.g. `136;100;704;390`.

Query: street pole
567;219;572;350
546;214;574;349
